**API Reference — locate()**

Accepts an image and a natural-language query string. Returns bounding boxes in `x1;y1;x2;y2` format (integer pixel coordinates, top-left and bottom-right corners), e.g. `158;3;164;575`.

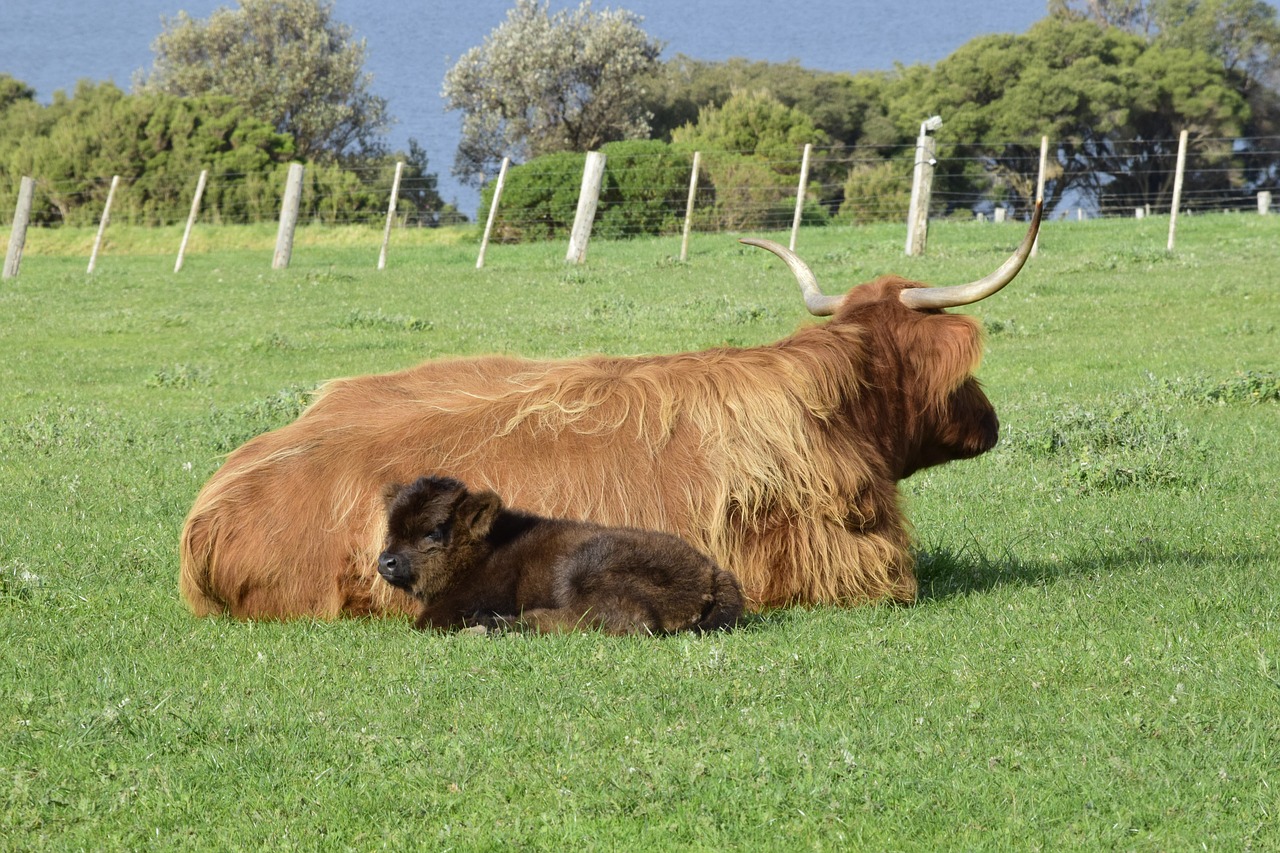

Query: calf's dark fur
378;476;744;635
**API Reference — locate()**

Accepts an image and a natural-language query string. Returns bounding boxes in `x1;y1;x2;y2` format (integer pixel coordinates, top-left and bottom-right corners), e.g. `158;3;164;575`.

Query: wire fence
471;135;1280;244
0;164;448;230
4;134;1279;243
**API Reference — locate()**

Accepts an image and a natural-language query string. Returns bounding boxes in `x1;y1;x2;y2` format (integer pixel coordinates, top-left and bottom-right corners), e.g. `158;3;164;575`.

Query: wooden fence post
87;175;120;274
377;160;404;270
680;151;701;263
476;157;510;270
1167;129;1188;251
905;116;941;256
790;143;812;252
174;169;208;273
4;176;34;280
1032;135;1048;257
566;151;605;264
1259;191;1272;215
273;162;304;270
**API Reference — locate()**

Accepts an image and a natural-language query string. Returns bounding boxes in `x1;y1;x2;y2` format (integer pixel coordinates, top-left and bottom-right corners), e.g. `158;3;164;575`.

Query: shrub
0;79;446;227
838;160;911;225
595;140;691;238
693;150;798;232
480;138;829;242
480;151;586;242
483;142;699;241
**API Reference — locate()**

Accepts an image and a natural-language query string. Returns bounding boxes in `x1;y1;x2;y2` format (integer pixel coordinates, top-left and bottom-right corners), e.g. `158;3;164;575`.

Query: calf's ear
380;482;405;509
460;491;503;538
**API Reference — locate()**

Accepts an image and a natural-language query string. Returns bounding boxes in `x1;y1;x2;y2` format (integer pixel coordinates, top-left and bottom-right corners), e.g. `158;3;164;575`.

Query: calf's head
378;476;502;602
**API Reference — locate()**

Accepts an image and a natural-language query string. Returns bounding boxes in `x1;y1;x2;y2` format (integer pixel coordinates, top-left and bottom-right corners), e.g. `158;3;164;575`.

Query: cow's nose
377;552;398;576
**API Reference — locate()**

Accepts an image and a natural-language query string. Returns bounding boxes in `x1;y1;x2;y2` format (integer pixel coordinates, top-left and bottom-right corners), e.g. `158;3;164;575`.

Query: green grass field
2;213;1277;849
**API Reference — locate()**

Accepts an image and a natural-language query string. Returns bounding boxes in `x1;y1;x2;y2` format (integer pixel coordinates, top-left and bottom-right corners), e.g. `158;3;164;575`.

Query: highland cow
378;476;744;635
180;204;1042;619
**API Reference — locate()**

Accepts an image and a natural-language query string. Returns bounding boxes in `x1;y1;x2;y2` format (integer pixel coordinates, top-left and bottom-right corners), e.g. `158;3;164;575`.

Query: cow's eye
424;524;446;543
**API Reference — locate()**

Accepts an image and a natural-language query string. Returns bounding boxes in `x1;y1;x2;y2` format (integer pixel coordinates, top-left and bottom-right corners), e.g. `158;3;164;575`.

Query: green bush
595;140;691;238
480;151;586;242
0;78;447;227
481;138;832;242
482;142;697;241
0;81;297;226
670;90;828;171
838;160;911;225
695;149;810;232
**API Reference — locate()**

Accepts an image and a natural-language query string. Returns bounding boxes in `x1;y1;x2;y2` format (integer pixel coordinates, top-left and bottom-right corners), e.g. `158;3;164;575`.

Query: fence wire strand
3;136;1279;237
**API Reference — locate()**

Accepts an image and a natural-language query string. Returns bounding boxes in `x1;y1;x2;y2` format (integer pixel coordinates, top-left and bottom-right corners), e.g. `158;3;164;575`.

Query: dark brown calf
378;476;745;635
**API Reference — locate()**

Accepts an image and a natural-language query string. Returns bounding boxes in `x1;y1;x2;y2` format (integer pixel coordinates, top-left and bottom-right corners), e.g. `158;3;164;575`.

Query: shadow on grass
912;537;1231;602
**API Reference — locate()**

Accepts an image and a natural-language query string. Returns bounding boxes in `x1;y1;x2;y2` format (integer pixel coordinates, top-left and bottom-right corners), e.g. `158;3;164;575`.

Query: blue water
2;0;1047;217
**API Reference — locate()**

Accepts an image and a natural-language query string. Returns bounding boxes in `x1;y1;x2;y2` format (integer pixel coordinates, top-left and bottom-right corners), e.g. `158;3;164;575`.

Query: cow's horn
898;200;1043;310
740;238;842;317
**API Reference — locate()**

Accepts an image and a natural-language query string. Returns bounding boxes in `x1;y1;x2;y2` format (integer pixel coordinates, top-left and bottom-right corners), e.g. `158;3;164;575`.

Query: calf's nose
377;552;398;578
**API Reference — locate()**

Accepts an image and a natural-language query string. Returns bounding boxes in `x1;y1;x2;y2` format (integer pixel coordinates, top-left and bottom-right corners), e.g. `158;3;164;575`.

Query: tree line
2;0;1278;233
459;0;1278;230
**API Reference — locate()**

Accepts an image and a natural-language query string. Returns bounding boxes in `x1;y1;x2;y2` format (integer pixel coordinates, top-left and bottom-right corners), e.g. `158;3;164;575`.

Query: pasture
1;213;1277;849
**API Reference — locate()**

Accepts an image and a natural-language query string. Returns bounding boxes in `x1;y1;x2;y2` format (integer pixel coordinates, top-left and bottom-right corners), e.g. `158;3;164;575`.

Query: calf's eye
424;524;447;543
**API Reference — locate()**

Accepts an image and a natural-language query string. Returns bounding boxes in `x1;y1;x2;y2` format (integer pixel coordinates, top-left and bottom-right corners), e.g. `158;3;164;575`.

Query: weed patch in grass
982;316;1025;337
1164;370;1280;406
247;332;297;352
199;385;317;453
998;385;1207;493
0;561;46;604
723;302;777;325
145;364;212;390
340;308;433;333
0;404;132;455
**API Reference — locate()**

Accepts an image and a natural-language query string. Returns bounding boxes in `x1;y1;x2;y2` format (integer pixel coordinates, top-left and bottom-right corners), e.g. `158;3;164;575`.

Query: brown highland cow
180;204;1042;619
378;476;745;635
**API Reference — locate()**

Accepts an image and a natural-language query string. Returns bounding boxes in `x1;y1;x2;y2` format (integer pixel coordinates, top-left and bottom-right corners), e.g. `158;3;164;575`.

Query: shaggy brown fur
180;271;999;619
378;476;744;635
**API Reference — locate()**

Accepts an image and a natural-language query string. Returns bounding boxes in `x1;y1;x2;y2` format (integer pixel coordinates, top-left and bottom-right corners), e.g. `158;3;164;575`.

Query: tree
642;58;909;217
1053;0;1280;102
1151;0;1280;191
394;139;450;227
1155;0;1280;82
671;90;829;169
670;91;832;230
887;16;1248;215
0;74;36;113
645;57;899;150
1052;0;1280;192
441;0;662;184
0;80;296;226
136;0;390;161
1049;0;1155;32
1103;43;1251;209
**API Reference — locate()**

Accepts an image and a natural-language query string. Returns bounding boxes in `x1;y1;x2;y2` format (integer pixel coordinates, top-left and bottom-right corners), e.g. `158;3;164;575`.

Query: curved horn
740;238;842;317
898;199;1043;310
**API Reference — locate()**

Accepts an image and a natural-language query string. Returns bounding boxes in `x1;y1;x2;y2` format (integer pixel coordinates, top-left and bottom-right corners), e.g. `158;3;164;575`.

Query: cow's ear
381;482;405;509
904;313;986;408
461;491;503;538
